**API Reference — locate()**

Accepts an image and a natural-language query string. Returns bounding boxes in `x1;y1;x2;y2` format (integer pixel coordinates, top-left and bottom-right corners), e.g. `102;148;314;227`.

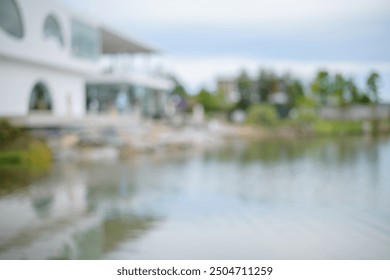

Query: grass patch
313;120;362;135
0;140;52;172
0;119;52;194
245;104;279;127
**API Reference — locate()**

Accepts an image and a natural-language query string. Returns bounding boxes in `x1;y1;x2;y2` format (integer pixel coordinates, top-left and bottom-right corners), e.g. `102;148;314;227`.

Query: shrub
246;104;279;126
0;119;24;147
289;107;317;123
0;119;52;173
313;120;362;135
0;140;52;172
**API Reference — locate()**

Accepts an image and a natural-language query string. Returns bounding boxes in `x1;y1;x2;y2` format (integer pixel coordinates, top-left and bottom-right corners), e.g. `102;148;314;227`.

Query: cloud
57;0;390;60
58;0;390;31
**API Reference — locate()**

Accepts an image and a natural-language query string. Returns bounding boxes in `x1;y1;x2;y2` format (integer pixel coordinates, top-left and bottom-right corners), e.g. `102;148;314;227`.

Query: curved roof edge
99;26;158;54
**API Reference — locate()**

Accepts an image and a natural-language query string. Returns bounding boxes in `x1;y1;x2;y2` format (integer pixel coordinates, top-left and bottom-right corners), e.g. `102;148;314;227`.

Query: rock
78;147;119;161
78;132;106;147
60;134;79;148
54;148;79;161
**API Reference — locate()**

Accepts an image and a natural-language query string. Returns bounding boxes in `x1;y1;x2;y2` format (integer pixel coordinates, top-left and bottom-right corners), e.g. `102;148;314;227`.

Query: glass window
71;19;100;60
43;15;64;47
86;84;133;114
0;0;24;39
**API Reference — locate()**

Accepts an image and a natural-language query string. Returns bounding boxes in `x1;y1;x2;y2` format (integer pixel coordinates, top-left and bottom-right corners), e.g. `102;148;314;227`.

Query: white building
0;0;173;122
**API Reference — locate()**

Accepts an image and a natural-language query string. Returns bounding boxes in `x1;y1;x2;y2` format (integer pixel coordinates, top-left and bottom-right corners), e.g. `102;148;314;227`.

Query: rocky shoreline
30;117;390;162
37;120;265;162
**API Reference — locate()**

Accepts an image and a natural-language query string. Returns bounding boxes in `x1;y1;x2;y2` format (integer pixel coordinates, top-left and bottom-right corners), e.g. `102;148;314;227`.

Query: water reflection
0;163;160;259
0;136;389;259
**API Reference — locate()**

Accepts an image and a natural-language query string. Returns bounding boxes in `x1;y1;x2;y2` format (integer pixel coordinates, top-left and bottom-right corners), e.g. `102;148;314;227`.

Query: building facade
0;0;173;120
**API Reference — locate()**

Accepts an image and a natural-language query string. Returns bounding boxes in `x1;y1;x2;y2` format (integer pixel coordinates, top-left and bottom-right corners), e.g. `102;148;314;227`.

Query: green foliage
236;70;253;109
295;95;316;107
195;88;229;112
246;104;279;126
366;71;380;103
0;119;52;174
216;68;383;119
256;69;306;107
313;120;362;135
346;78;362;103
168;75;188;97
0;140;52;172
286;79;305;107
333;73;347;106
0;139;52;195
308;71;381;106
357;94;372;104
310;70;331;105
343;77;374;104
290;107;317;122
257;69;279;102
0;119;24;147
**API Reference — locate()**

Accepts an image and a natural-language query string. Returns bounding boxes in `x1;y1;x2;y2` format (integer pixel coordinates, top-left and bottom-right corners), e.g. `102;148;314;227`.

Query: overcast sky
57;0;390;99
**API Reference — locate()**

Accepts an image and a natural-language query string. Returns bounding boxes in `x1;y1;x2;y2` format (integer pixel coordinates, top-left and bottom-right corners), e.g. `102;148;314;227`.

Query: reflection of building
0;0;173;120
0;163;158;259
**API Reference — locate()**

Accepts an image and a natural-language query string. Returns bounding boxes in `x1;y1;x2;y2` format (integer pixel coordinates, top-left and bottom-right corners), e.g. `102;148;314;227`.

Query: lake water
0;136;390;259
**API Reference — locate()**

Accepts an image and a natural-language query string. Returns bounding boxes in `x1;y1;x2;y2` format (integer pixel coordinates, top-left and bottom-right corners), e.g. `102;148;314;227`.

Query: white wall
0;0;170;118
0;57;85;117
0;0;99;75
0;0;103;117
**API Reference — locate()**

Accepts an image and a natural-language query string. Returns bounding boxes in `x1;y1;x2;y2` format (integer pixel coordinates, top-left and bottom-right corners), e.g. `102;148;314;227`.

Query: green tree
257;69;278;102
344;77;372;104
310;70;331;106
345;78;359;103
333;73;347;106
169;75;188;97
236;70;253;110
195;88;228;112
286;79;305;107
366;71;380;104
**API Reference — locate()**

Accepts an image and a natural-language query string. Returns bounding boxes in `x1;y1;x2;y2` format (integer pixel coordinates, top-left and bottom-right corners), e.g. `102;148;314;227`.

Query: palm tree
257;69;278;102
333;73;347;106
236;70;253;109
366;71;380;104
310;70;331;106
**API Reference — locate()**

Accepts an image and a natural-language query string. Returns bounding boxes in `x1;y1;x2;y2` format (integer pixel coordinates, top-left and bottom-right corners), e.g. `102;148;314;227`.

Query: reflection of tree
204;136;385;168
0;169;35;196
78;163;161;256
204;139;311;164
103;215;157;254
32;195;53;218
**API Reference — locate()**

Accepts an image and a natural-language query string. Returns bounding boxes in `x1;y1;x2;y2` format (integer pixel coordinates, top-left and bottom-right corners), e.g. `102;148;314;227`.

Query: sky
57;0;390;99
